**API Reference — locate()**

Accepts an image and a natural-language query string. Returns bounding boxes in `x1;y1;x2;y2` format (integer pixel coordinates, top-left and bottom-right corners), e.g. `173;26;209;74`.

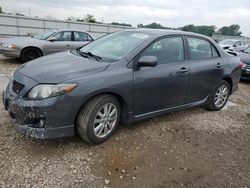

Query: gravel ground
0;56;250;187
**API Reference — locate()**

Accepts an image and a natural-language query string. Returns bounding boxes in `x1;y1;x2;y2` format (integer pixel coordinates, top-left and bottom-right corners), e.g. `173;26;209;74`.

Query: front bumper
3;73;76;139
0;46;20;58
241;69;250;81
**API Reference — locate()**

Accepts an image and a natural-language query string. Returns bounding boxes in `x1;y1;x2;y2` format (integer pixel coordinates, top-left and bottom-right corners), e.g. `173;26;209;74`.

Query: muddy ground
0;56;250;188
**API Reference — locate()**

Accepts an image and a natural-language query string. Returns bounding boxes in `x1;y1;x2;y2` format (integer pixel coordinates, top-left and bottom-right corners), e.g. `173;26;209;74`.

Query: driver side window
141;37;184;64
53;31;72;41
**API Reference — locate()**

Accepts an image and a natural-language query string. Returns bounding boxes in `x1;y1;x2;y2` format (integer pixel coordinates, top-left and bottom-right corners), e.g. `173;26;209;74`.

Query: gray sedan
0;29;94;62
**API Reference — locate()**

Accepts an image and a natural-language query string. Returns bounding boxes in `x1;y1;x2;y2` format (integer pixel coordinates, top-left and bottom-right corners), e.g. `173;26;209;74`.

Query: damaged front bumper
3;72;75;139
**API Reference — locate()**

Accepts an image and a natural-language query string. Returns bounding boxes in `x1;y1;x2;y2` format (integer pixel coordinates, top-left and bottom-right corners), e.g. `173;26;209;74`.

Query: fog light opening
38;119;46;128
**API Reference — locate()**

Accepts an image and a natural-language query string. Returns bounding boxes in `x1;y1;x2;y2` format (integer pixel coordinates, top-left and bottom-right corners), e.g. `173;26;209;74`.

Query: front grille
12;80;25;94
245;64;250;69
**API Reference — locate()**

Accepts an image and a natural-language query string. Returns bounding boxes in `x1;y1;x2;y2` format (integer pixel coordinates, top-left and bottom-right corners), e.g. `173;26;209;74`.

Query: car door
72;31;93;49
133;36;190;115
185;36;225;103
44;31;74;54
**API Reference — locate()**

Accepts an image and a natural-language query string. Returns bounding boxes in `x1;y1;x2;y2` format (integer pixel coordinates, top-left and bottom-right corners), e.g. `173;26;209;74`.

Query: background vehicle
239;46;250;80
3;29;241;144
219;39;248;52
0;29;94;62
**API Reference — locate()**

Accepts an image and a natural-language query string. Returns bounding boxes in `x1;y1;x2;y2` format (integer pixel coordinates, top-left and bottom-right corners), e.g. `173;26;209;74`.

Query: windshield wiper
79;51;102;61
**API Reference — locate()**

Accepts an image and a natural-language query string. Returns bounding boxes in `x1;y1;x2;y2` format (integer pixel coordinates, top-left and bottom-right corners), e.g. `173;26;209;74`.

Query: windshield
244;47;250;53
79;31;151;62
219;39;236;45
33;30;57;40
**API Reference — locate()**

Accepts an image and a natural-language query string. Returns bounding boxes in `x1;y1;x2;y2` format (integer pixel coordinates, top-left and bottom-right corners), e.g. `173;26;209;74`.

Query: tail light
240;61;244;69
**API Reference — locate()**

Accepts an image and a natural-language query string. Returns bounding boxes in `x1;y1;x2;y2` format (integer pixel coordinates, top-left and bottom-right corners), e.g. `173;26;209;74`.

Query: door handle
179;67;189;73
66;44;71;47
216;63;222;68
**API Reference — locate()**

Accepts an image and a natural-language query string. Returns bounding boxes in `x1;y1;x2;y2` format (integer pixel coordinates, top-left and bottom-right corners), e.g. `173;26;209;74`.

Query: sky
1;0;250;36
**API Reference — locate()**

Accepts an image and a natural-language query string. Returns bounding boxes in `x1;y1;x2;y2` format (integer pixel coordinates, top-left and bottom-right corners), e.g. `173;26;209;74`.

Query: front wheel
77;95;120;144
206;80;230;111
21;48;42;63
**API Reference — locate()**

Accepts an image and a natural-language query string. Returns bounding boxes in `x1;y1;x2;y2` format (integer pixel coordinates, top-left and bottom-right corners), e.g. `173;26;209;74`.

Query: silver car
0;29;94;62
219;39;249;52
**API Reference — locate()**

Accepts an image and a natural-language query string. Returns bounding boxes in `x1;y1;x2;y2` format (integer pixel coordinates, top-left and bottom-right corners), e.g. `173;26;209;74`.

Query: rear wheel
206;80;230;111
21;48;42;62
77;95;120;144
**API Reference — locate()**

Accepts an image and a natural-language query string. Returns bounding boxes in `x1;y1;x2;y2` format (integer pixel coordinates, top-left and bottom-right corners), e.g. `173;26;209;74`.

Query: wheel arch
74;91;130;126
222;76;233;94
20;46;44;57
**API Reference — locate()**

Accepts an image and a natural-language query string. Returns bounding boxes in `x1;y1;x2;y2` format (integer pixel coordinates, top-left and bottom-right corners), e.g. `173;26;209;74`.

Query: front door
133;36;190;115
45;31;74;54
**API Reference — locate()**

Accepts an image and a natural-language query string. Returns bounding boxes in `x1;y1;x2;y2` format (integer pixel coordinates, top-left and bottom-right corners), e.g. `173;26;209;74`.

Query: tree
84;14;96;23
181;24;216;37
66;16;77;22
75;14;96;23
111;22;132;27
0;6;2;14
218;24;242;36
138;22;173;30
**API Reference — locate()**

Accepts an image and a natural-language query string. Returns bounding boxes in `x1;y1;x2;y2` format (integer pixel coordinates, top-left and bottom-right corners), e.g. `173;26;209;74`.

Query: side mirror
48;37;57;42
137;56;158;68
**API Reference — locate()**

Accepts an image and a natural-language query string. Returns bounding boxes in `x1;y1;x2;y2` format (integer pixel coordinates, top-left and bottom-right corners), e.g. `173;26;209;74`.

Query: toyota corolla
3;29;241;144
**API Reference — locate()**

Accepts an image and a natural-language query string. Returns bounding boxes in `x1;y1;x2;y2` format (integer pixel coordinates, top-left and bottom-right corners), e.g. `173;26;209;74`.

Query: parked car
219;39;248;52
3;29;241;144
0;29;94;62
239;46;250;80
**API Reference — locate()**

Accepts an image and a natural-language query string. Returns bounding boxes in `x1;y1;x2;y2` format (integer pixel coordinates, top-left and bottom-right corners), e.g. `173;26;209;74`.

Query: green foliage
111;22;132;27
83;14;96;23
66;16;77;22
218;24;242;36
138;22;173;30
181;24;216;37
67;14;96;23
0;6;2;14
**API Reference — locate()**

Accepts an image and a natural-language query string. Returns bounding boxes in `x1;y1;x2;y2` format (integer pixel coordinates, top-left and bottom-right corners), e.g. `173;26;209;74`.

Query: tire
206;80;230;111
77;95;121;144
21;48;42;63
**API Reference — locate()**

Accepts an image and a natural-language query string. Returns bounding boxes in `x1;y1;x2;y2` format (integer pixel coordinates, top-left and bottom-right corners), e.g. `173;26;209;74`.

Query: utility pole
28;7;31;16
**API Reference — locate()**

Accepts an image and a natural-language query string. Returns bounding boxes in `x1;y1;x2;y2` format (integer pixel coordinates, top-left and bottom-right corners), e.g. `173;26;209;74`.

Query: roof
123;28;210;38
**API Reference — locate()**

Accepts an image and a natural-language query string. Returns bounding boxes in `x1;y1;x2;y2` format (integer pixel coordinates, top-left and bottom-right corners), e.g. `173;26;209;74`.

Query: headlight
28;84;78;100
242;63;247;68
2;43;16;49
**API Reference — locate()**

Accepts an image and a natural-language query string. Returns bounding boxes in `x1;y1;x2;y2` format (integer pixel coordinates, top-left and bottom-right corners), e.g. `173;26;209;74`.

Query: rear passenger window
74;32;93;41
187;37;219;60
141;37;184;64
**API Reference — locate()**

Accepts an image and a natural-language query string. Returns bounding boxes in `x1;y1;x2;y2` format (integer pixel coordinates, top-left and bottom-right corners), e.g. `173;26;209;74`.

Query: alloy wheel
214;84;229;108
93;103;118;138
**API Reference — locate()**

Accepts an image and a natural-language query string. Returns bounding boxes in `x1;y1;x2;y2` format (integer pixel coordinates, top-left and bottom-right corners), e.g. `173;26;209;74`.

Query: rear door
185;36;225;103
72;31;93;49
44;31;74;54
133;36;190;115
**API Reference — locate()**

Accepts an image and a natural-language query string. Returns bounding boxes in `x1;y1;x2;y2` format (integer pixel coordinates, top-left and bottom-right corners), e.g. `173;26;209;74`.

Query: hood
17;51;109;83
239;52;250;64
1;36;44;47
1;37;33;44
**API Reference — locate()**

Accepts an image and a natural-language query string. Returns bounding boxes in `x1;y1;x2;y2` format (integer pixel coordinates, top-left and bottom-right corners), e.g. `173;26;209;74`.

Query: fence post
43;19;46;31
16;17;20;36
